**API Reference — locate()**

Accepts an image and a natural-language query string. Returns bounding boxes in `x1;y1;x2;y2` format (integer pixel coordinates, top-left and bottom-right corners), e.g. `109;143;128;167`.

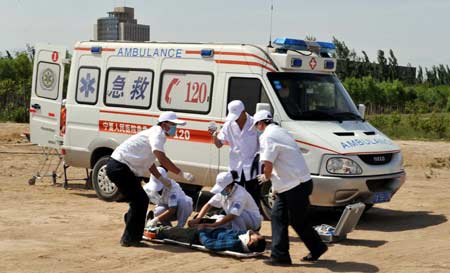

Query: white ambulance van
30;38;405;218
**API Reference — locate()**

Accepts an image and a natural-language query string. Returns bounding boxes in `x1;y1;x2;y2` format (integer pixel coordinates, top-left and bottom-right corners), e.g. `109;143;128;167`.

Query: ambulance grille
358;153;393;165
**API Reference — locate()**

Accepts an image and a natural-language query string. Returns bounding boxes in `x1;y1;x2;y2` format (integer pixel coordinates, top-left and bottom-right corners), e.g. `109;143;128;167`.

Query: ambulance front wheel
260;181;274;220
92;156;121;202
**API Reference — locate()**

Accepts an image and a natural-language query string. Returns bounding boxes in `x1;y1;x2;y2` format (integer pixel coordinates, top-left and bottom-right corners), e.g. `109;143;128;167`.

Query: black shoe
120;239;146;247
146;210;154;222
301;245;328;262
263;257;292;266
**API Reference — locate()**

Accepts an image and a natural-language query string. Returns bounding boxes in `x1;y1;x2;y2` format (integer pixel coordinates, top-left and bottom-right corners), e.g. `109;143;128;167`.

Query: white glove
257;174;270;184
208;122;217;135
147;217;159;227
180;171;195;182
159;176;172;190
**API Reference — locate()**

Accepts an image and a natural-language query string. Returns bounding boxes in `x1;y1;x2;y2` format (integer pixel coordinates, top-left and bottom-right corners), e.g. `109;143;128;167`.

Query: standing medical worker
252;110;328;265
144;166;193;228
106;111;195;247
209;100;260;204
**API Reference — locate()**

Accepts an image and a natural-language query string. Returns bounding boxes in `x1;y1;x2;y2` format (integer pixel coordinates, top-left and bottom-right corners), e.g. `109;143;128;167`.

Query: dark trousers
106;158;149;243
238;172;260;206
271;180;326;261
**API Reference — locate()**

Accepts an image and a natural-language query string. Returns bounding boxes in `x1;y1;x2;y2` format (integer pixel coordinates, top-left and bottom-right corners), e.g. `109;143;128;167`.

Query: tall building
94;7;150;42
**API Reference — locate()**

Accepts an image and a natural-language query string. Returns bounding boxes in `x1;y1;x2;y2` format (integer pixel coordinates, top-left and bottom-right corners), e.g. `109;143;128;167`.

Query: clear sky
1;0;448;68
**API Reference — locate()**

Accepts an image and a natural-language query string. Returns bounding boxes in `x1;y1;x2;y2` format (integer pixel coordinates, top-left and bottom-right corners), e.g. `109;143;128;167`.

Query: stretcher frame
142;235;264;258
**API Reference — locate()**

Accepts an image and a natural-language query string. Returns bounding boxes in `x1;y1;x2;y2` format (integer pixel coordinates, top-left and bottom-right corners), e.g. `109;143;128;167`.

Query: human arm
188;203;212;227
257;161;273;184
196;214;236;229
154;207;177;223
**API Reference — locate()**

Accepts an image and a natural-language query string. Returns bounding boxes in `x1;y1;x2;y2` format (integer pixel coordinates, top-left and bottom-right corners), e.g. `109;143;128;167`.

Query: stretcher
142;233;264;258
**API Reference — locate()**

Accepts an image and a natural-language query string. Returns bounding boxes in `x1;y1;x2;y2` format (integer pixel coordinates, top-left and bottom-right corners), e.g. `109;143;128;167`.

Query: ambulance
29;37;406;218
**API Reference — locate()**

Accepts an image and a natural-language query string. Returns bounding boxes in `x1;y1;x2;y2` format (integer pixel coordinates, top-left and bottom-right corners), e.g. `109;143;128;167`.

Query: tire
260;181;274;220
92;156;121;202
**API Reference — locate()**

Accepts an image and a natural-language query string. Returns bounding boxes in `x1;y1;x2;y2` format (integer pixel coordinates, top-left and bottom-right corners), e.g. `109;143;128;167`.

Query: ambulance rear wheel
92;156;121;202
260;181;274;220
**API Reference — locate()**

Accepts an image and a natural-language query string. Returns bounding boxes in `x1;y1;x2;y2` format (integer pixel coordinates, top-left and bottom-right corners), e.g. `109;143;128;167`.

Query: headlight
326;157;363;175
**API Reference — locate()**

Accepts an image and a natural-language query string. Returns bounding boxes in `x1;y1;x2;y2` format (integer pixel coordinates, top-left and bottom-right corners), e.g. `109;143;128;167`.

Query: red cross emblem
309;57;317;70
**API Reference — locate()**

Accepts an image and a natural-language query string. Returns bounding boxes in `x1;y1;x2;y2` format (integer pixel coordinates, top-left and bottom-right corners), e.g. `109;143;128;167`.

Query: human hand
257;174;270;185
180;171;195;182
147;217;159;227
188;218;200;227
208;122;217;135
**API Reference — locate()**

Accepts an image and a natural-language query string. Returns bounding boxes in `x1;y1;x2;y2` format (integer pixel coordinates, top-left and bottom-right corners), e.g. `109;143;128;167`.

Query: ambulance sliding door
30;44;67;148
158;58;220;187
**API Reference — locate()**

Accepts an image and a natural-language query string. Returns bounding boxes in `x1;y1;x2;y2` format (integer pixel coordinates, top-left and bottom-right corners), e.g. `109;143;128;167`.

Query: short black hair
248;235;266;253
230;170;239;180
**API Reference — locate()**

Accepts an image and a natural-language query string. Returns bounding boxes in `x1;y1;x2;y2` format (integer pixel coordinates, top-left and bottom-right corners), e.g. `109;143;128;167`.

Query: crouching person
188;171;262;231
144;167;193;228
152;226;266;253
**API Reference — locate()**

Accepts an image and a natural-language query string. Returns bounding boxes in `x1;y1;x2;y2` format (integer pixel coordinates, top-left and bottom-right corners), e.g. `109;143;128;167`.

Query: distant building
94;7;150;42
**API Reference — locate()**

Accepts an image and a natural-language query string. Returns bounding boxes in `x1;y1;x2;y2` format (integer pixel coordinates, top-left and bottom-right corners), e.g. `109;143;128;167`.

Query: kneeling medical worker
188;172;262;231
144;167;193;228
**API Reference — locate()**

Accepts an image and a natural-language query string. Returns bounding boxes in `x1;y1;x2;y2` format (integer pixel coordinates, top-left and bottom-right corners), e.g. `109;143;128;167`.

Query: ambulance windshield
267;73;362;121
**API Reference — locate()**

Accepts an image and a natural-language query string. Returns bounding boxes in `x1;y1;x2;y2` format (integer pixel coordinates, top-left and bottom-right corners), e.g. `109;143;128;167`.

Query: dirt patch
1;124;449;273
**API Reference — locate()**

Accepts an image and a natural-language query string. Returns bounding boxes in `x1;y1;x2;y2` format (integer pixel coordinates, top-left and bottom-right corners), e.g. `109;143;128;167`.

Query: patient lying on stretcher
146;226;266;253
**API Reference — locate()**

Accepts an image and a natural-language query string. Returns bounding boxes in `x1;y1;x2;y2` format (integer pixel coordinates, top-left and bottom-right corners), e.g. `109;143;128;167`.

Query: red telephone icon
165;78;180;104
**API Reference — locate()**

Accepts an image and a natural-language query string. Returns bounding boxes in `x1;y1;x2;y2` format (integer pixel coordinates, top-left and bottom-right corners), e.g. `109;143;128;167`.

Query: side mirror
256;103;272;114
358;104;366;119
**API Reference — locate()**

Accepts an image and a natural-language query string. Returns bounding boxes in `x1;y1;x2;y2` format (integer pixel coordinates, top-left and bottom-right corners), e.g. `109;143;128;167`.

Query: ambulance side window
227;77;271;115
75;67;100;105
104;68;154;109
35;61;61;100
158;70;214;114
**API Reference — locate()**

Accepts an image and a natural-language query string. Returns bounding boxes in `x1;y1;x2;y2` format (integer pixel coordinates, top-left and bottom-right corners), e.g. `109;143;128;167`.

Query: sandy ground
0;122;449;273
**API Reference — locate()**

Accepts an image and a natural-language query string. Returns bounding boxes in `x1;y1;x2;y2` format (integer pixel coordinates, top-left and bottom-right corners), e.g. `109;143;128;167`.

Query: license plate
372;191;392;203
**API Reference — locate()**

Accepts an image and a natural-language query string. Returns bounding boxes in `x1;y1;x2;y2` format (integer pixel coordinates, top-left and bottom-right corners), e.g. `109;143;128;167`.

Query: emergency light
324;60;335;69
273;37;336;55
291;58;303;67
201;49;214;57
91;46;102;54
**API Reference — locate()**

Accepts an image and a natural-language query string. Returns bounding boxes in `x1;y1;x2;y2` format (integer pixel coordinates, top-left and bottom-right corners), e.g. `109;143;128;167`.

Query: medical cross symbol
130;76;149;100
79;73;96;97
309;58;317;70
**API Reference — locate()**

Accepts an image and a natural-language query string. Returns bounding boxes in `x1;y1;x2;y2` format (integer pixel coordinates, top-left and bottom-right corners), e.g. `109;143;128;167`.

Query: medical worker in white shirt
144;167;193;228
188;171;262;231
209;100;260;205
252;110;328;266
106;111;195;247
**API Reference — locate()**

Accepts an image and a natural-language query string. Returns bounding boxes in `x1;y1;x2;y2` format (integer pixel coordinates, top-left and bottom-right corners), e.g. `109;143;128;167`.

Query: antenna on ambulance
268;0;274;47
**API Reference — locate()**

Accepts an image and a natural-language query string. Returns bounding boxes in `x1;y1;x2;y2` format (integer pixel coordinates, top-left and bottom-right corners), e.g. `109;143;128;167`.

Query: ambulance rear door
29;44;67;148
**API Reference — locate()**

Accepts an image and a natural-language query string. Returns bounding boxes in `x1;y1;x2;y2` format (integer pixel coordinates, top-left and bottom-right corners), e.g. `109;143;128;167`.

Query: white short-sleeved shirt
208;184;261;217
159;180;192;208
111;126;166;177
217;114;259;180
259;124;311;193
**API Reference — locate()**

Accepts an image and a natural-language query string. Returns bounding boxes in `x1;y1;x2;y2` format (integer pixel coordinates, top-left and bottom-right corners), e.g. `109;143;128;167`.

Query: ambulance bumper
309;171;406;207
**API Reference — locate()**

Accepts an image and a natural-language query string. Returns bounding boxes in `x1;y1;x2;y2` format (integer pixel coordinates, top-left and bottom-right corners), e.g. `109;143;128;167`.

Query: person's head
210;171;238;197
157;111;186;136
226;100;246;123
148;166;168;192
251;110;273;133
246;231;267;252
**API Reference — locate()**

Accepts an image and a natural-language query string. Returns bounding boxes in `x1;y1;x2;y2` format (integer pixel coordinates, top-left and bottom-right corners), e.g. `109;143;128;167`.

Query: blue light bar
273;38;308;51
200;49;214;57
91;46;102;54
324;60;335;69
317;41;336;54
291;58;302;67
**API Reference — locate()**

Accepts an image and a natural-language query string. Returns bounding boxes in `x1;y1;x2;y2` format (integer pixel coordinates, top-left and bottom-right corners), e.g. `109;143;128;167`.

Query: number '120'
185;81;207;103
